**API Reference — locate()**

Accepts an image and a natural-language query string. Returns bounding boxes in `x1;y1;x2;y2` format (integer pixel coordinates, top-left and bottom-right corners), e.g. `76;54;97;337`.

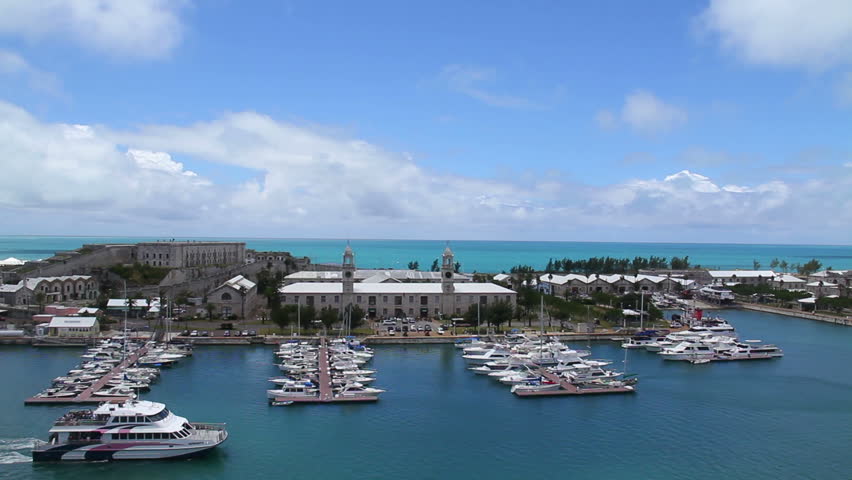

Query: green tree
407;261;419;270
430;259;439;272
319;306;339;332
489;300;513;330
34;292;46;313
204;303;216;319
270;305;291;329
798;259;823;276
348;304;366;329
753;259;761;270
779;260;789;273
769;258;780;269
454;261;462;273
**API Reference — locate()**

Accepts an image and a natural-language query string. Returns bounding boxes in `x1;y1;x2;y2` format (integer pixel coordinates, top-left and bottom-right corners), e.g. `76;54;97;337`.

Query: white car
190;330;198;337
381;319;396;326
387;327;396;336
437;327;445;335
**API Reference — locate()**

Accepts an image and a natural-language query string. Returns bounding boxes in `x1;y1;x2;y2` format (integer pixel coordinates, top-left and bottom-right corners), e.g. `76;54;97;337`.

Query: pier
272;339;377;404
512;365;635;397
24;346;148;405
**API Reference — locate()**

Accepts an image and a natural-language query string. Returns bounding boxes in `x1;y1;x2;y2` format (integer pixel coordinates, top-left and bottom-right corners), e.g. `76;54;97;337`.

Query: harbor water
1;235;851;272
2;309;852;479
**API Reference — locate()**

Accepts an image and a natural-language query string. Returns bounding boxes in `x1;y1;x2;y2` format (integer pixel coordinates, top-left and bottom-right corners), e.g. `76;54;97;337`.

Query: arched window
221;292;232;301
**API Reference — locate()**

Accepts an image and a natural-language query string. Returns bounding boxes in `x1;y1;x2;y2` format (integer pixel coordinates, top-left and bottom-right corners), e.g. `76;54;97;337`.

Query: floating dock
271;339;377;404
512;366;635;397
24;346;149;405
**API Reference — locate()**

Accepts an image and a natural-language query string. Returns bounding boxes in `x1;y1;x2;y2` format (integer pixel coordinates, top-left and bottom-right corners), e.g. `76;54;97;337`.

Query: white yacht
509;379;561;393
715;340;783;360
266;380;319;399
462;348;514;365
333;383;385;399
658;341;716;361
622;336;666;349
32;400;227;461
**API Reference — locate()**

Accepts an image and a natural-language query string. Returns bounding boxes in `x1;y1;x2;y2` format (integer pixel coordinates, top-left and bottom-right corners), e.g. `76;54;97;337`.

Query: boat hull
32;436;226;462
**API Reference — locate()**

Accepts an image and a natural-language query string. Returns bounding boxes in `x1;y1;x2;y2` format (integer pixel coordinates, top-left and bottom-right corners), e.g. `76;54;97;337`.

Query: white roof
0;257;25;266
806;281;839;287
219;275;256;291
95;400;164;416
773;274;805;283
280;282;515;295
285;269;471;282
48;317;97;328
797;297;816;304
0;284;22;293
811;270;848;277
708;270;776;278
78;307;100;314
493;274;510;282
540;273;694;286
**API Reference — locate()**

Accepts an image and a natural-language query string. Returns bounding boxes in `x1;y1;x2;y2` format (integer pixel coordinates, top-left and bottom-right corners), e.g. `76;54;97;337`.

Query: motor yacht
715;340;783;360
32;400;227;461
266;380;320;399
509;379;561;393
462;348;514;365
658;341;716;361
333;383;385;399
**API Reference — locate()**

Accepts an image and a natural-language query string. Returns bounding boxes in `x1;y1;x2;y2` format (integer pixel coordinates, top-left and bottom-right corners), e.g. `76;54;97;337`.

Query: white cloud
597;90;687;136
439;64;541;109
699;0;852;70
127;149;199;178
2;100;851;241
622;90;687;136
0;48;63;96
0;0;187;59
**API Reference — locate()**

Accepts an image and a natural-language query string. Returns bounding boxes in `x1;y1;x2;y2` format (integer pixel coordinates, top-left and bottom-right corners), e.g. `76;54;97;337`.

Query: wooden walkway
272;338;377;404
512;365;635;397
25;346;149;405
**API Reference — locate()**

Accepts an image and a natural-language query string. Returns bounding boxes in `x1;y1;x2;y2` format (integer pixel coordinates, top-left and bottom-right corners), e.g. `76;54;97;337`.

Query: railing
53;419;104;426
192;422;226;431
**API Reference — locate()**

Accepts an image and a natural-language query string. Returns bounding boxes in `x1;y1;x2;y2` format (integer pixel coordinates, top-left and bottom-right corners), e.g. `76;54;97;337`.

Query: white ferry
32;400;227;461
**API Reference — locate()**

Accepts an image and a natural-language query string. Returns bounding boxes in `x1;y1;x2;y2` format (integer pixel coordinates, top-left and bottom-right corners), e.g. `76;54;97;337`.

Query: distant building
47;317;99;337
539;273;694;296
283;269;472;285
279;246;515;319
0;275;98;306
137;241;245;268
206;275;258;318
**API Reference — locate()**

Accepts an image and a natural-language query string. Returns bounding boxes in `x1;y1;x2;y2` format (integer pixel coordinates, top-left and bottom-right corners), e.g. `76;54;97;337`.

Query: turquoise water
2;309;852;479
1;236;851;272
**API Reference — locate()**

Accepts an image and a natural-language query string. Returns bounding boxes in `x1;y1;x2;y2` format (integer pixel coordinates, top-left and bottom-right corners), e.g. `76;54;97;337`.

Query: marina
0;309;850;478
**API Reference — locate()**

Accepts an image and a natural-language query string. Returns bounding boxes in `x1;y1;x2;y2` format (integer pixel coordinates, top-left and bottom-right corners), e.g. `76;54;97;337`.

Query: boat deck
25;346;149;405
271;339;377;404
512;365;635;397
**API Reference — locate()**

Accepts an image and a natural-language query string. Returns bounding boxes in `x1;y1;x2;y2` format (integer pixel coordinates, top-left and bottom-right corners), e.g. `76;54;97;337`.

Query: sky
0;0;851;244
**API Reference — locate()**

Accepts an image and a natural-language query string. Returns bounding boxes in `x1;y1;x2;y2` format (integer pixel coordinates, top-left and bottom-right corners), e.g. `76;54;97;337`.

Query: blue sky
0;0;851;243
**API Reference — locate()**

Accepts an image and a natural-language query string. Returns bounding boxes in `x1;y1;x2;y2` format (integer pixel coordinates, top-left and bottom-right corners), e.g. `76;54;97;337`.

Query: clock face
345;271;352;278
444;271;452;279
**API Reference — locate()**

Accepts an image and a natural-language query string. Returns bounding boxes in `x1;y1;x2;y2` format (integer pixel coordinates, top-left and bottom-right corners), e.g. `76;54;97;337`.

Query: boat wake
0;438;38;464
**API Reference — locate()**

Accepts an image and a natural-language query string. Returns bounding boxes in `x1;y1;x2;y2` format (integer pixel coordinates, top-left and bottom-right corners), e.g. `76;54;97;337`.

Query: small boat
271;401;294;406
689;358;712;365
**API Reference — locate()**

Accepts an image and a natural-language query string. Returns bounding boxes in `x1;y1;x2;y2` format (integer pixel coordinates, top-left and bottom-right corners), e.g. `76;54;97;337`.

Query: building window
321;296;326;303
408;296;414;303
356;296;362;303
456;295;460;302
383;296;388;303
408;308;413;314
394;296;402;306
221;292;232;301
382;308;387;315
420;296;428;305
334;295;339;303
368;296;376;306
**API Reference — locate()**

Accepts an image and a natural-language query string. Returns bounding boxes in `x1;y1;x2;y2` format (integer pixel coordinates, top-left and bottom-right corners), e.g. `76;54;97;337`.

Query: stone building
206;275;258;319
0;275;98;306
137;241;245;268
46;317;100;337
539;273;693;297
279;246;515;319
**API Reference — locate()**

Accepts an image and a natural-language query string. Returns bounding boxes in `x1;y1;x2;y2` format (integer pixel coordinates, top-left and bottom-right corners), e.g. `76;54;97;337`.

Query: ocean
1;236;851;272
1;309;851;479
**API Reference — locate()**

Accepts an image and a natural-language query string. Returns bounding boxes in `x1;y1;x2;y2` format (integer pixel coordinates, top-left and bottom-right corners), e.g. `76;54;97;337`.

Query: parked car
223;330;230;337
416;325;424;332
249;330;257;336
424;324;432;331
387;327;395;336
190;330;198;337
201;330;209;337
382;319;396;326
241;330;249;336
437;327;445;335
181;330;189;336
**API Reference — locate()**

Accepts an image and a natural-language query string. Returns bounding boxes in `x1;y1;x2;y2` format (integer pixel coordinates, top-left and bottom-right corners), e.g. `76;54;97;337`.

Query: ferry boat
32;400;227;461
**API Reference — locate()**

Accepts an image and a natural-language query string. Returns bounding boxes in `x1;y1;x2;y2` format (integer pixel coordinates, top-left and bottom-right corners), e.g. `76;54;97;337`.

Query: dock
512;365;635;397
25;346;149;405
272;339;377;404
